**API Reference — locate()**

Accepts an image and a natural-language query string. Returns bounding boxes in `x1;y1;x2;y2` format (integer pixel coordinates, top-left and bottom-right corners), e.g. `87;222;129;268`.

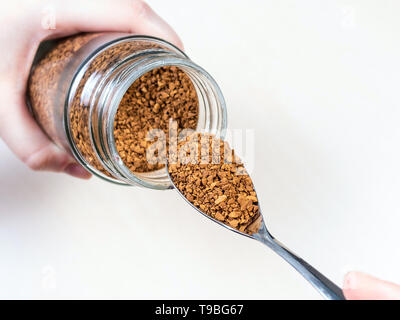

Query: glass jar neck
88;49;227;189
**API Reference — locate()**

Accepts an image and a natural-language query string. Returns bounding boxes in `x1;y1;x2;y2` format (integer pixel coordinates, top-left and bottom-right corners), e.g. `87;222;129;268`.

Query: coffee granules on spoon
114;66;199;173
168;133;262;235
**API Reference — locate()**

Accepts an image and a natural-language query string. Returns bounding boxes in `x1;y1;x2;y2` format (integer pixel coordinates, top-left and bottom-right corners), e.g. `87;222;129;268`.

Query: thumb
343;271;400;300
40;0;184;50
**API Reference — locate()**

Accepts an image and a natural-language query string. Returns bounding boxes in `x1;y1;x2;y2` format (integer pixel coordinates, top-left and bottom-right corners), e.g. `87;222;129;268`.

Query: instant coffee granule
114;66;199;173
168;133;262;235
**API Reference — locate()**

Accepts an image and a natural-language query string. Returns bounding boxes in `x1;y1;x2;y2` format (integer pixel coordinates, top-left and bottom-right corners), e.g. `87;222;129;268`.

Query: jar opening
104;57;227;189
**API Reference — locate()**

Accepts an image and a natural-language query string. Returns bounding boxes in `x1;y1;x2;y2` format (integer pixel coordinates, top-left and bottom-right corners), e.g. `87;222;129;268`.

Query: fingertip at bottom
343;271;358;291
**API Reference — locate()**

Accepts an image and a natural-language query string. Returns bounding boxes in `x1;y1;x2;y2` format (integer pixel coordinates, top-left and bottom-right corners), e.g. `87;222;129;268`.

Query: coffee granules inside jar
168;133;262;235
28;33;102;149
29;33;159;177
65;36;176;177
29;33;199;178
114;66;199;173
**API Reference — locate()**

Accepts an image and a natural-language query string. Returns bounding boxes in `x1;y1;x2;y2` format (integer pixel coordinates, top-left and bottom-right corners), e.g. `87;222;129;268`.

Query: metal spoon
166;161;344;300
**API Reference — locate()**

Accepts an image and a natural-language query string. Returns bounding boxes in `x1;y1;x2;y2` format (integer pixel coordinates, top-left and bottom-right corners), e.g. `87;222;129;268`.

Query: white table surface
1;0;400;299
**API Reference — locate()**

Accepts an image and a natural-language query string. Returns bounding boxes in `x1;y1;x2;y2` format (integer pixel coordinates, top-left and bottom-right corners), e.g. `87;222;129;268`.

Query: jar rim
64;35;186;186
104;55;227;189
64;34;227;189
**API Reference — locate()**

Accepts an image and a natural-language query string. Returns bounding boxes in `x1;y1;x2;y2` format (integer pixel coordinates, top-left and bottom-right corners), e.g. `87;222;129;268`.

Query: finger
39;0;183;50
0;85;91;179
343;271;400;300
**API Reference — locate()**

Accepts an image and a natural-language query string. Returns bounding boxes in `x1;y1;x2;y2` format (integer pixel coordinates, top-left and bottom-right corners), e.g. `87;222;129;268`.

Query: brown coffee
168;133;262;235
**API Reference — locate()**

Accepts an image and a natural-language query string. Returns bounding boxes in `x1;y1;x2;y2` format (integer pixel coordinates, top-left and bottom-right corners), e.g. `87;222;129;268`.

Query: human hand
343;271;400;300
0;0;182;179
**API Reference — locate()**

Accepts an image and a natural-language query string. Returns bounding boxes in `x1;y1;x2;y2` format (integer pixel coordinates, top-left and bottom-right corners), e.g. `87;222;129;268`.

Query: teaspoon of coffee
166;133;344;300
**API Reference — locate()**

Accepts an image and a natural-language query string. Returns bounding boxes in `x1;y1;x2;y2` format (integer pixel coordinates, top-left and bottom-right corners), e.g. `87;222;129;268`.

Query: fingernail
64;163;92;179
176;39;184;51
343;271;358;290
145;10;184;50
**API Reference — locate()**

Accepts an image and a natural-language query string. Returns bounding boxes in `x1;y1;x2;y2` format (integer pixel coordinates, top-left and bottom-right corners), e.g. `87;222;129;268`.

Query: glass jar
28;33;227;189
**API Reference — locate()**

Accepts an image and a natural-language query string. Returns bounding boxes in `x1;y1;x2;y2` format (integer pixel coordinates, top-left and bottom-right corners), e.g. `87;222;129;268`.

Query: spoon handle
257;233;344;300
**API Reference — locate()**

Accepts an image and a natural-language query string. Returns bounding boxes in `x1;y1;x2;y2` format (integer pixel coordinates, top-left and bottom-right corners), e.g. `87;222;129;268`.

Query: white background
1;0;400;299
